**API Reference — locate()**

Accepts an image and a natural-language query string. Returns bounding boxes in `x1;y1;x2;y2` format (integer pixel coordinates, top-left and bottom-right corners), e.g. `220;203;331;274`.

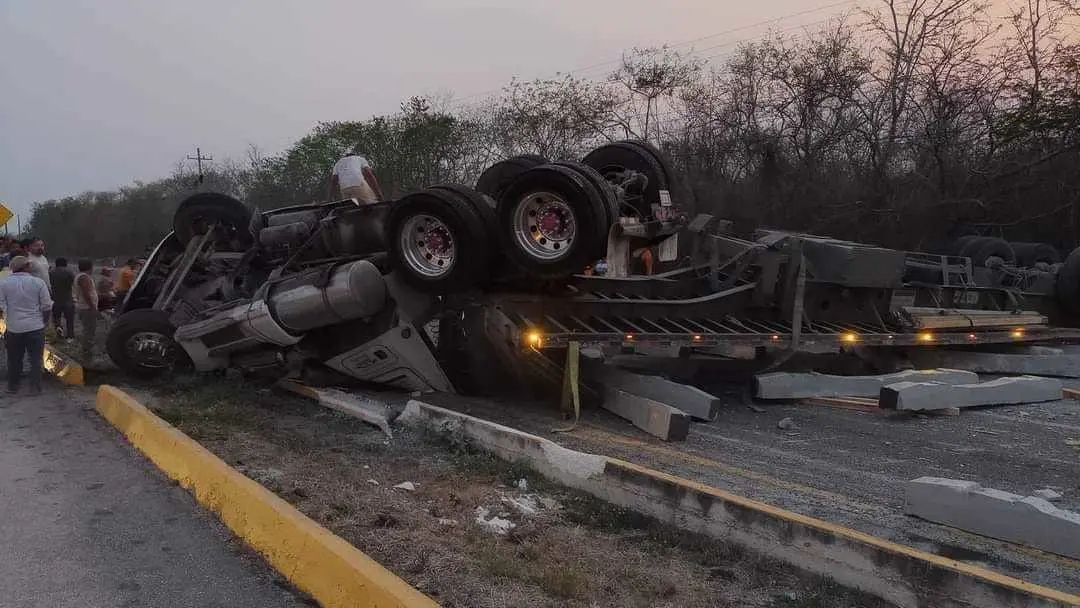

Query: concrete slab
583;358;721;420
880;376;1063;411
279;381;392;436
601;387;690;441
906;477;1080;560
906;350;1080;378
754;369;978;400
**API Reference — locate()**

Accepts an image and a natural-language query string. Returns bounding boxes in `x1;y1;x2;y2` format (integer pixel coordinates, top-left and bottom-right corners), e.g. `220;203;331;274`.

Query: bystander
24;238;50;292
49;257;76;339
74;260;98;361
0;256;53;394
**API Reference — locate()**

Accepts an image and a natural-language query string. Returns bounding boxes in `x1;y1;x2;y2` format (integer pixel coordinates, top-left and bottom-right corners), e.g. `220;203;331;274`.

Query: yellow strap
553;341;581;433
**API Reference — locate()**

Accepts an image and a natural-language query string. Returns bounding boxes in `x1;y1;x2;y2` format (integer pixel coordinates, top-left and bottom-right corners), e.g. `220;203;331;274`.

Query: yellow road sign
0;203;12;227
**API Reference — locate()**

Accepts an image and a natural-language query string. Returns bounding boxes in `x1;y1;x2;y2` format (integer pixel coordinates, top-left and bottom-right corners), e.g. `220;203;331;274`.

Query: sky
0;0;836;224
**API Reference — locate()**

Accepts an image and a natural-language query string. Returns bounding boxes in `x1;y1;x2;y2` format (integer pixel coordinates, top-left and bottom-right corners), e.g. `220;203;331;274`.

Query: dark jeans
6;328;45;392
53;301;75;337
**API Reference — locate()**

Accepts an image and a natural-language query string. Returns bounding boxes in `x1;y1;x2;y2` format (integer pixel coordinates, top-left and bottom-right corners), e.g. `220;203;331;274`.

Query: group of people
0;235;142;394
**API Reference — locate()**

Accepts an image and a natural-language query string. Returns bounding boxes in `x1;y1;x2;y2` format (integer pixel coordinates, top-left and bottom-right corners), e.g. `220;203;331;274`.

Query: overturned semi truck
106;141;1080;394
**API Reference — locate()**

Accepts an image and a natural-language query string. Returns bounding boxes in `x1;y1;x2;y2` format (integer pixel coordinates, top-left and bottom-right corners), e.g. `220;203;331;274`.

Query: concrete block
754;369;978;400
880;376;1062;411
906;350;1080;378
906;477;1080;560
583;358;720;420
601;388;690;441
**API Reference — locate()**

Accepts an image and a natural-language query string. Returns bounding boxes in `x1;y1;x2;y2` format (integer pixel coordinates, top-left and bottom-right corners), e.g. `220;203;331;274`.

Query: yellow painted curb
95;385;438;608
0;319;85;386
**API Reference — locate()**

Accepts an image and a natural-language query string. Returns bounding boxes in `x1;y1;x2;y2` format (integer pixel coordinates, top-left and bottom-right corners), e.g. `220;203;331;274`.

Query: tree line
26;0;1080;258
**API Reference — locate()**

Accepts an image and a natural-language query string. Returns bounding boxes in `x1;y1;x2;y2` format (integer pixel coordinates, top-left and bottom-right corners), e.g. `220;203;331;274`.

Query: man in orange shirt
115;258;138;303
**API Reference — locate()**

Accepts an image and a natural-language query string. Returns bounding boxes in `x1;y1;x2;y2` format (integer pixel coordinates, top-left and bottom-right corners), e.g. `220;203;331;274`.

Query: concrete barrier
754;369;977;400
96;385;436;608
399;399;1080;608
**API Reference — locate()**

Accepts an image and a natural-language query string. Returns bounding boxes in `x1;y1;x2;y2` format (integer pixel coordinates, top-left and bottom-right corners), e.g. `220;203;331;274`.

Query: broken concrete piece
906;477;1080;560
393;481;416;491
777;417;797;430
584;358;720;420
754;369;978;400
880;376;1063;411
601;387;690;441
279;380;392;436
1033;489;1063;502
475;507;514;535
906;350;1080;378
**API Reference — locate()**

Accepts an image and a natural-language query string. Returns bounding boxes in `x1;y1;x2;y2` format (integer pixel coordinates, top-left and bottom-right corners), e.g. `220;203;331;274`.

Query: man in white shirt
24;237;51;294
328;152;384;205
0;256;53;394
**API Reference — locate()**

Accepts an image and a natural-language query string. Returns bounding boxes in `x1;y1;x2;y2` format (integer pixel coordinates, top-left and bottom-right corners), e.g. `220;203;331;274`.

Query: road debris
1034;489;1064;502
777;417;798;430
393;481;416;491
474;506;515;535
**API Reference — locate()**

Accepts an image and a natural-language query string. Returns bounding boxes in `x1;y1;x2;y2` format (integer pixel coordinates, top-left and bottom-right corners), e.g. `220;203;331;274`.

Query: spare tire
173;192;254;248
497;164;611;279
1011;242;1061;267
961;237;1015;268
106;309;191;378
1057;247;1080;316
475;155;547;201
950;235;979;256
387;188;492;294
582;141;669;219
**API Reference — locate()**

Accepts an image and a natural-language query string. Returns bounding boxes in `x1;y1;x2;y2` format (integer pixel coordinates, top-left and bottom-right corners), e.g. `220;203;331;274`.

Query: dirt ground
111;374;889;608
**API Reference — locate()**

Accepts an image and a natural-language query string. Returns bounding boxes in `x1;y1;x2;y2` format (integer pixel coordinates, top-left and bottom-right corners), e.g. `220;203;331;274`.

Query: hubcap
400;214;456;278
125;331;176;369
512;192;576;261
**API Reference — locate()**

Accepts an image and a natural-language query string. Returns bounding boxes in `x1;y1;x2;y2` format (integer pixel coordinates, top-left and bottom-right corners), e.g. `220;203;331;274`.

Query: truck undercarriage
106;141;1080;394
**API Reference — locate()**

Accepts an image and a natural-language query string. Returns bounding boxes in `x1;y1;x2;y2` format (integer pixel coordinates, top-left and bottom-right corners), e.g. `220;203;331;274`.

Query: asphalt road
0;384;310;608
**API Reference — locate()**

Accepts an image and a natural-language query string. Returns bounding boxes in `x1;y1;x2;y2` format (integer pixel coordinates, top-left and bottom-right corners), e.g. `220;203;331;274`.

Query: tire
496;164;611;278
1011;242;1060;267
387;188;491;293
549;161;620;232
582;140;670;219
950;235;979;256
173;192;254;248
106;309;191;378
1057;247;1080;316
475;155;548;201
960;237;1015;268
429;184;503;276
972;237;1016;267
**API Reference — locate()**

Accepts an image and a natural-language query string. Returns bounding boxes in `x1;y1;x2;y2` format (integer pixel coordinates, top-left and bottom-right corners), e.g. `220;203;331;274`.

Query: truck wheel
174;192;254;248
550;161;620;230
949;235;979;256
476;155;547;201
497;164;610;278
582;140;670;219
106;309;190;378
1011;242;1060;267
387;188;491;293
1057;247;1080;315
429;184;503;277
960;237;1015;268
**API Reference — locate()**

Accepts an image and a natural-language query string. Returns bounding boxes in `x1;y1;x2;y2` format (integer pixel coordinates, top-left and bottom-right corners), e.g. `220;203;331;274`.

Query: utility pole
186;147;213;185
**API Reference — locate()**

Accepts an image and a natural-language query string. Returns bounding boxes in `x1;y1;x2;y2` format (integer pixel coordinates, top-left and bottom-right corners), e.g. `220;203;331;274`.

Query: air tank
268;260;387;333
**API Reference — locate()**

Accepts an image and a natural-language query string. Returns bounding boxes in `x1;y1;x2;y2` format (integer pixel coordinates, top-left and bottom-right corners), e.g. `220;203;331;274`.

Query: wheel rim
125;331;178;369
400;214;456;278
512;191;577;261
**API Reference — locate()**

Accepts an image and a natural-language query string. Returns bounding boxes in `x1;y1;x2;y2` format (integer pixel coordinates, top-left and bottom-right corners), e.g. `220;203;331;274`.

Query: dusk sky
1;0;840;223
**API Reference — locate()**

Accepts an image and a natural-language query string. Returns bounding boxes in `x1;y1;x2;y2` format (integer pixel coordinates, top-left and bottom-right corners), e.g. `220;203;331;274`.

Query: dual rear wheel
388;141;678;294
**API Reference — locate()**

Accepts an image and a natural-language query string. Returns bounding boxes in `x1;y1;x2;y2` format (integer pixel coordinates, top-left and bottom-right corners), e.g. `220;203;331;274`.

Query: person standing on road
49;257;76;340
24;238;51;293
75;260;99;361
0;256;53;395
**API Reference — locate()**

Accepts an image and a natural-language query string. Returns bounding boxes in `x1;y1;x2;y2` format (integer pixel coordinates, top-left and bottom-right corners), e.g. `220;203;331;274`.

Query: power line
448;0;863;107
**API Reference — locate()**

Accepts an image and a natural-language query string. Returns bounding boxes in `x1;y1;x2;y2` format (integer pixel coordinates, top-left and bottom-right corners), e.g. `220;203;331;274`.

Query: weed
537;565;587;599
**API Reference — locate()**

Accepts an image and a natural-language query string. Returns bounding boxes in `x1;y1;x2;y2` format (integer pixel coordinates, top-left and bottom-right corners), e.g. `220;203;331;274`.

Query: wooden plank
1063;388;1080;401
